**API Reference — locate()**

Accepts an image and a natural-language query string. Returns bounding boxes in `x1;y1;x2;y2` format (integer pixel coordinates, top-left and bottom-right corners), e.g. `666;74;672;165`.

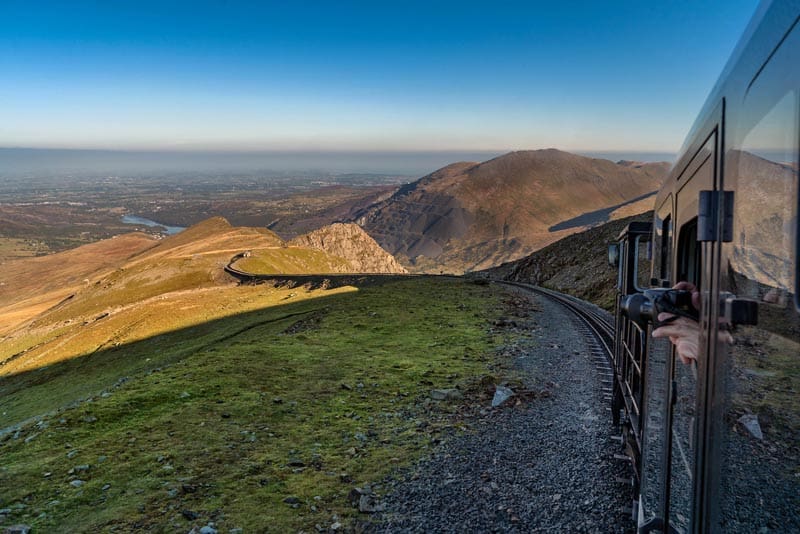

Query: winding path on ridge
368;285;634;533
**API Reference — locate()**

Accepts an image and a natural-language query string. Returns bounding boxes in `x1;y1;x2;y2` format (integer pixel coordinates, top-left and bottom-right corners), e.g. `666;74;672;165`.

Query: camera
621;288;698;328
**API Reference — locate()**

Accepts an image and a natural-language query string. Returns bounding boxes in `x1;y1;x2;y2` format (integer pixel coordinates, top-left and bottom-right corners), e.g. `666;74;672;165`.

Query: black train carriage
609;1;800;532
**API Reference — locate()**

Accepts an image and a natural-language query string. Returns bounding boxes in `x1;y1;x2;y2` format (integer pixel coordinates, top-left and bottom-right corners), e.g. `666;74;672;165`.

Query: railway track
496;281;614;356
496;280;618;408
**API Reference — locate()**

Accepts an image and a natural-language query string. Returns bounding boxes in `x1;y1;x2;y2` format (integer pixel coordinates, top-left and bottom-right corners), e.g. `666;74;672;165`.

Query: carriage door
667;127;720;533
709;19;800;532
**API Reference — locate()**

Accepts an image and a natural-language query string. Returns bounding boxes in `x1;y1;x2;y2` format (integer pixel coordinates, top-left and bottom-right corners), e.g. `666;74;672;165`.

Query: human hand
652;312;700;364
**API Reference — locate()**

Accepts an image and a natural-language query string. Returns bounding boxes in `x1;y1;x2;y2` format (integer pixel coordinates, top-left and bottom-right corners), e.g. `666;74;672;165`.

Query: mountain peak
354;149;668;272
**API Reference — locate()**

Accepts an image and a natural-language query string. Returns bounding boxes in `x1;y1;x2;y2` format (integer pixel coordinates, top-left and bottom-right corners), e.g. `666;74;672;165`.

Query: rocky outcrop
289;223;407;274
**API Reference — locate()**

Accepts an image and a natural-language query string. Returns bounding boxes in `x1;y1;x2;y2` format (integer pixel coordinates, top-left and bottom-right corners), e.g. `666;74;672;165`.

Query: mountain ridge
352;149;668;273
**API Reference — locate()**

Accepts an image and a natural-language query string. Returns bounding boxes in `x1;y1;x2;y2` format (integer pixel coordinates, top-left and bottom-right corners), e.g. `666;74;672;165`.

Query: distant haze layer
0;148;674;177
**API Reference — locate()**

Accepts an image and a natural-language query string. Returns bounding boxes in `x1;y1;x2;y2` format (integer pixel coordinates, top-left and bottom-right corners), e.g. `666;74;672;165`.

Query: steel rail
495;281;615;362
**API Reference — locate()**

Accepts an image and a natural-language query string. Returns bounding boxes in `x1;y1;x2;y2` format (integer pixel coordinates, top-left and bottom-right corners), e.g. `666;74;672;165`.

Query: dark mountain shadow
548;191;656;232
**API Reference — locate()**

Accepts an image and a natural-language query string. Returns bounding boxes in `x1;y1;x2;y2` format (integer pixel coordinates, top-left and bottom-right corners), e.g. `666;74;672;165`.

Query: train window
732;91;798;305
661;215;672;283
717;87;799;530
676;218;699;288
652;205;672;285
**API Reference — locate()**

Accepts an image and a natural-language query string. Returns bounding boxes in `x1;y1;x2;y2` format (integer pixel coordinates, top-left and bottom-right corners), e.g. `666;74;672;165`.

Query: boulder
492;386;515;407
738;414;763;440
430;389;462;401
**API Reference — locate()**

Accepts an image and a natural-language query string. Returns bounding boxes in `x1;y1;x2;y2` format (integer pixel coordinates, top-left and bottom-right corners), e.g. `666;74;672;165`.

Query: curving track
496;281;614;358
495;281;619;428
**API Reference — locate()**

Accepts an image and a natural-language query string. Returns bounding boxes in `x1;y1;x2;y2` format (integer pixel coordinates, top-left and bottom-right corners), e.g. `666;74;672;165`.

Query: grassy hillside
0;278;508;532
0;233;159;336
232;247;353;274
1;216;408;348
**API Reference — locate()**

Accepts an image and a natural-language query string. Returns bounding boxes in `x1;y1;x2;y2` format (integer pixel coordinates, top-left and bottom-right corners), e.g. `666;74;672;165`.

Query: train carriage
610;1;800;532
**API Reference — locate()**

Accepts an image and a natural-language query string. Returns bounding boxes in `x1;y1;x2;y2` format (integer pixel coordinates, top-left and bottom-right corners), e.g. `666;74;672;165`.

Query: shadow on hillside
0;278;405;431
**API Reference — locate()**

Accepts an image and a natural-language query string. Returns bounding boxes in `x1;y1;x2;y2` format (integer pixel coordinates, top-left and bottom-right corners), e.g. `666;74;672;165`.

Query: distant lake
121;215;185;235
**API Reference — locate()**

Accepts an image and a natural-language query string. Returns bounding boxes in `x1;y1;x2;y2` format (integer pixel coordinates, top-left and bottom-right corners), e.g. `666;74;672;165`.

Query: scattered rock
3;526;32;534
66;450;78;459
182;510;199;520
82;415;98;423
273;397;284;404
738;414;764;440
199;526;217;534
283;496;301;507
358;494;386;513
348;487;365;506
70;480;85;488
491;385;515;407
430;389;463;401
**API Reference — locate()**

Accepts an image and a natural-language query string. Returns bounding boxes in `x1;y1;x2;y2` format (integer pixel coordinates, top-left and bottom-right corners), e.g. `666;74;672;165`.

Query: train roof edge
617;221;652;241
660;0;798;201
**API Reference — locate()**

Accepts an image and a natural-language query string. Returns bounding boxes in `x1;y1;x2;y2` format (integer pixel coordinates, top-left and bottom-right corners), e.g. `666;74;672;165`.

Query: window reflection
719;90;800;532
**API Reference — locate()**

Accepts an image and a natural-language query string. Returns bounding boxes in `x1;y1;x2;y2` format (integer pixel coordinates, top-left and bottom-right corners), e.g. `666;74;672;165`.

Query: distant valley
1;149;668;275
0;170;406;261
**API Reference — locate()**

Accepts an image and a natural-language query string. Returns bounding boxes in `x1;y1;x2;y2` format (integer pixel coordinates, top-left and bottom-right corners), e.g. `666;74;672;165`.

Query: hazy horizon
0;147;676;177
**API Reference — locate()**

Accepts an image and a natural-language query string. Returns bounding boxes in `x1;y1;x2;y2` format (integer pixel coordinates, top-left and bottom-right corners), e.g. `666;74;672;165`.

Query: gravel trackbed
368;288;634;533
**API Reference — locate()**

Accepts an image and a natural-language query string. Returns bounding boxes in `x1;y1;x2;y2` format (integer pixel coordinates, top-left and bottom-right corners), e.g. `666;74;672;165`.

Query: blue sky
0;1;758;154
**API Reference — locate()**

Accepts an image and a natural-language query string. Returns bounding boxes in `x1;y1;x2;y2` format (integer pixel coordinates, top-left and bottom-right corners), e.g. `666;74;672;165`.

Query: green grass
235;247;352;274
734;326;800;443
0;278;509;532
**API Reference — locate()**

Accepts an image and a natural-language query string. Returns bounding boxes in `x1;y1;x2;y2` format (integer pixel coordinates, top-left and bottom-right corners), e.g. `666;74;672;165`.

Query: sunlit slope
0;217;389;376
232;222;408;275
357;149;668;272
129;216;284;262
0;233;158;335
289;222;408;274
0;218;412;376
0;278;503;533
232;247;353;274
1;218;277;331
